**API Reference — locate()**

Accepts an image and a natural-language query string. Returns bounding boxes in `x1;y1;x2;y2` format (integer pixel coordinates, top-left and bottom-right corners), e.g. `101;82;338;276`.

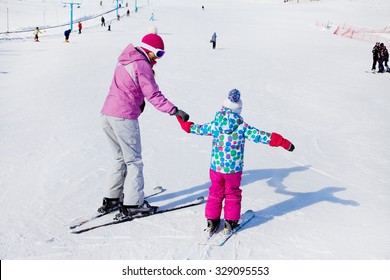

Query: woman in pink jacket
99;30;189;219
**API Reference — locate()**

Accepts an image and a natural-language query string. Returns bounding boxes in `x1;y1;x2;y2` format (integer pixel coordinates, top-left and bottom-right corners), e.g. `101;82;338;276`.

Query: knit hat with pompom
140;26;164;54
222;89;242;114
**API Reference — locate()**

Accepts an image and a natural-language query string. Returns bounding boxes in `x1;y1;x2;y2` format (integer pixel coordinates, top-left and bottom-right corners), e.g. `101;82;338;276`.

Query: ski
211;210;255;246
69;186;166;229
71;196;205;234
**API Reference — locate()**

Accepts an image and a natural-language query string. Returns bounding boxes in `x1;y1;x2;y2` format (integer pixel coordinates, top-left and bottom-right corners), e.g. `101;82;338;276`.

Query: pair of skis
69;186;165;230
366;69;390;74
70;187;255;246
69;186;204;234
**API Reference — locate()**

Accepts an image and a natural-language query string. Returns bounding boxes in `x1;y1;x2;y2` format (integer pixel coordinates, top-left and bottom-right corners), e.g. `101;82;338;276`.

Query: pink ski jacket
101;44;176;119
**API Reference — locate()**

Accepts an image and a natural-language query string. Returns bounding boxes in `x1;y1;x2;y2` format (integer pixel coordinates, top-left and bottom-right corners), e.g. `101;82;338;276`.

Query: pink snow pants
205;169;243;221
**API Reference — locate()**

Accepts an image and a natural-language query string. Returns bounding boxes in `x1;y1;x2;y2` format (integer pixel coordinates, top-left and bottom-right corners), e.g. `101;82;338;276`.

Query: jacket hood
118;44;148;65
214;107;243;134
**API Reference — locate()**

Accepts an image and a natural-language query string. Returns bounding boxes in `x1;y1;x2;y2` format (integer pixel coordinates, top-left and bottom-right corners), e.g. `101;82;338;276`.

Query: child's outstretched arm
245;124;295;152
270;132;295;152
176;116;213;136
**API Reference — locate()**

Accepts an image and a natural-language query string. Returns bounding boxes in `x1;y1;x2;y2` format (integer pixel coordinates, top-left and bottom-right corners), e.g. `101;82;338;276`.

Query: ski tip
242;210;255;219
154;186;166;192
68;219;85;229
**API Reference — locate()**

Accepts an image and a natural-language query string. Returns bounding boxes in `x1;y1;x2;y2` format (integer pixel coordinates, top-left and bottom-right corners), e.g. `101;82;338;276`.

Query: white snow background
1;0;390;267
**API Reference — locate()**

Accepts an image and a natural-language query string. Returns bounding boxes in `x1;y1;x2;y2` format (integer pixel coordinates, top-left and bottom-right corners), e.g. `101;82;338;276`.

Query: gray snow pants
101;115;145;206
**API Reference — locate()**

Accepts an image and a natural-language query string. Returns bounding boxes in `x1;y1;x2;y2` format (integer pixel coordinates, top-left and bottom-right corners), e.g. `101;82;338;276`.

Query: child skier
176;89;295;235
33;27;42;42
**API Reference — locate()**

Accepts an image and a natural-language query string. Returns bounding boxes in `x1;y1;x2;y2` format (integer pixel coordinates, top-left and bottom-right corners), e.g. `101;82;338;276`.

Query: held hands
172;107;190;122
176;116;194;133
270;132;295;152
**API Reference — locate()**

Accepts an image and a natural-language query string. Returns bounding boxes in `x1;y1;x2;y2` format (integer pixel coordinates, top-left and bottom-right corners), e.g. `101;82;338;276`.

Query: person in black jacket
382;44;389;72
378;43;387;73
64;29;71;42
371;42;380;71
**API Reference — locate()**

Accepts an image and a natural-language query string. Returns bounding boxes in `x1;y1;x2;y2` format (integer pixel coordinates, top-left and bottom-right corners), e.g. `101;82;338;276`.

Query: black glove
172;107;190;122
140;101;146;113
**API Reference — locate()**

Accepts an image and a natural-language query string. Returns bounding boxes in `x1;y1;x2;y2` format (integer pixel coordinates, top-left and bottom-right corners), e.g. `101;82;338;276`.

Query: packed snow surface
0;0;389;260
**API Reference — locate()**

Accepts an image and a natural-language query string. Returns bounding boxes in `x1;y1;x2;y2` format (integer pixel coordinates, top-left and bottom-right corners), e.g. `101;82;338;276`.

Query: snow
1;0;390;267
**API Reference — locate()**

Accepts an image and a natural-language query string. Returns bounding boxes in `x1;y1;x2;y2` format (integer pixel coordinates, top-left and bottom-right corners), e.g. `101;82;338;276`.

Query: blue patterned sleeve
244;123;272;144
190;122;213;136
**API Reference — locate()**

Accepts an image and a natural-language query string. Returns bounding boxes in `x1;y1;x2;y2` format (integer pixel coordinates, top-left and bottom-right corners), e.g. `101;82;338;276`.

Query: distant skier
381;44;389;72
64;29;71;42
176;89;295;235
371;42;380;71
378;43;386;73
150;13;155;21
78;22;82;34
101;16;106;27
127;9;130;16
33;27;42;42
210;32;217;49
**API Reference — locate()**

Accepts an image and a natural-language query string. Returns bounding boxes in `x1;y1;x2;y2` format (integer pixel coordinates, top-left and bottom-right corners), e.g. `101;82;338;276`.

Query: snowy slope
0;0;390;260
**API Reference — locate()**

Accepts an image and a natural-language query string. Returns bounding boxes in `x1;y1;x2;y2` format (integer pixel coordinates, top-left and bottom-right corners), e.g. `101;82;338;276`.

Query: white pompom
148;26;158;34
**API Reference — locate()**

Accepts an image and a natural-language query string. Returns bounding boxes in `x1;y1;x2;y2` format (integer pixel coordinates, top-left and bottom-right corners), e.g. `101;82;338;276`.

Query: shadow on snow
148;165;359;229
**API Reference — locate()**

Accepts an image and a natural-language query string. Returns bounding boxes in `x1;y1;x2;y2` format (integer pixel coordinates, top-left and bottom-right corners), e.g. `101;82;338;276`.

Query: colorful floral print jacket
190;108;272;174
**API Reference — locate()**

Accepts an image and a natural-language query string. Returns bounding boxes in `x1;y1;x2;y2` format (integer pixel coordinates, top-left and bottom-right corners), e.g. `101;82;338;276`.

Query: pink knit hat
141;33;165;55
